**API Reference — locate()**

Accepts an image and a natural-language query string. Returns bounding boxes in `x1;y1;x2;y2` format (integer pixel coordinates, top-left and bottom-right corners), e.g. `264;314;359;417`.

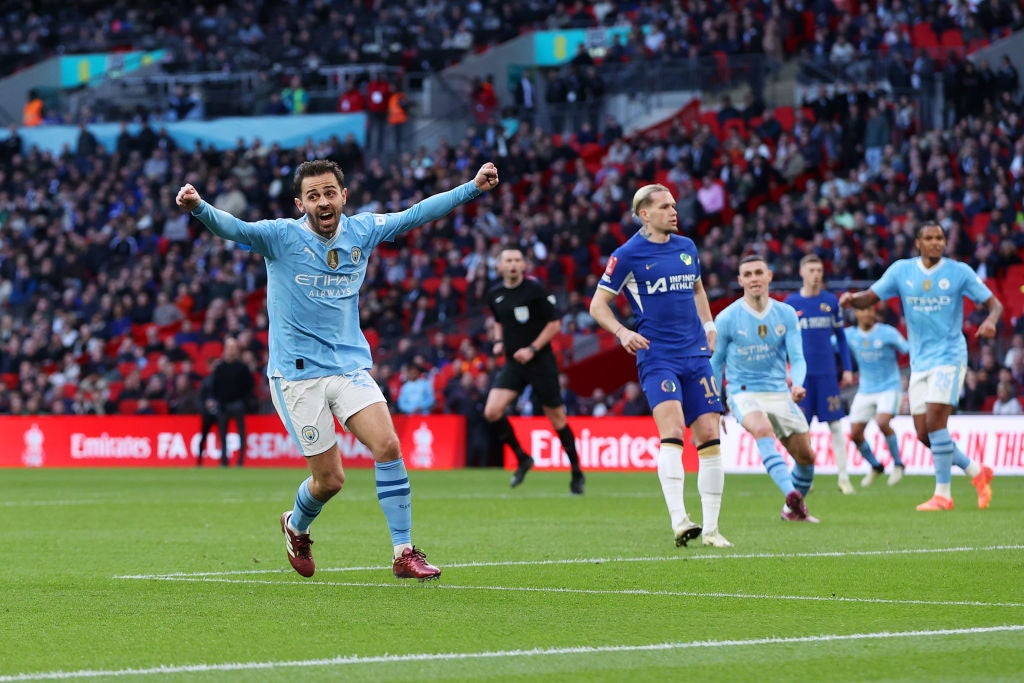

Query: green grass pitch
2;467;1022;682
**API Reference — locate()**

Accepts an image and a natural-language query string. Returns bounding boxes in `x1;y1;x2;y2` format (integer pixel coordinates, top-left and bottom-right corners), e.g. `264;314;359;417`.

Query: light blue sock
791;463;814;496
291;477;324;532
928;429;954;485
756;436;795;495
857;440;882;468
951;443;971;472
885;433;903;467
376;459;412;546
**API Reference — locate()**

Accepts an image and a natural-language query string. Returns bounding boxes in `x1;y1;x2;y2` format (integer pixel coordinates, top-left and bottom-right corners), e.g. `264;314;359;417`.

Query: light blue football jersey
870;257;992;372
845;323;908;393
711;298;807;393
191;181;481;380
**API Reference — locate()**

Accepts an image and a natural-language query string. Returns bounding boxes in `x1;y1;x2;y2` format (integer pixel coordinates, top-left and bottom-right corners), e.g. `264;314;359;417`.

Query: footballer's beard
310;211;337;237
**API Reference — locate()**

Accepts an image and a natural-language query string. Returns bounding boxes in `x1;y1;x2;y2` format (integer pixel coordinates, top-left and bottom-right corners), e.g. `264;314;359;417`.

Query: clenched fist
175;183;202;212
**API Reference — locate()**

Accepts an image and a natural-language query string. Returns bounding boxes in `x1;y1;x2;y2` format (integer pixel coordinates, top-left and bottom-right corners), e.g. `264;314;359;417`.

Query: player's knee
371;431;403;462
483;405;504;422
314;470;345;498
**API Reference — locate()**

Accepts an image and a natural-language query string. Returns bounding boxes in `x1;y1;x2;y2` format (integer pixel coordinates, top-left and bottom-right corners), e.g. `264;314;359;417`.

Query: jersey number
699;376;720;399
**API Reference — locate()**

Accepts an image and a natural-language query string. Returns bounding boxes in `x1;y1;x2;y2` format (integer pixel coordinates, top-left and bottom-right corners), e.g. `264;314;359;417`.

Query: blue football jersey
191;181;482;380
711;298;807;393
845;323;908;393
597;232;709;363
785;289;852;376
871;257;992;372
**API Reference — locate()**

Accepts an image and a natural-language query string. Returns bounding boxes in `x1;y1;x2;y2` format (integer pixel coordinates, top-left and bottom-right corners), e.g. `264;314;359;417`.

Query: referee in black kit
483;247;585;494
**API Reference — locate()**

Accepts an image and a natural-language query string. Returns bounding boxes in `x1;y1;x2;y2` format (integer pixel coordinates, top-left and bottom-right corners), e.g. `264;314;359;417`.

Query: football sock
830;421;849;480
290;477;324;533
375;458;412;547
928;429;954;491
494;415;529;462
696;441;723;533
657;439;687;529
950;443;980;476
791;463;815;496
857;440;882;469
885;433;903;467
556;425;582;473
756;436;794;495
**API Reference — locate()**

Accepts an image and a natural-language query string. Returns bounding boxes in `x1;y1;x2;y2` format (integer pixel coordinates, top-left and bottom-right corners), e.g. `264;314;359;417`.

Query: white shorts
270;370;385;456
908;365;966;415
727;391;809;438
848;389;901;423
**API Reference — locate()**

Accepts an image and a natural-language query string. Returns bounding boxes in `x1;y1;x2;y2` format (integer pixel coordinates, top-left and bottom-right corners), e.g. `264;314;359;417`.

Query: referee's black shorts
493;353;562;408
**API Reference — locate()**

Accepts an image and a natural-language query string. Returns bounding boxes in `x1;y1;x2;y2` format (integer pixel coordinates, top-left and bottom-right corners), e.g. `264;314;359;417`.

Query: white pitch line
1;625;1021;682
114;574;1024;609
113;544;1024;580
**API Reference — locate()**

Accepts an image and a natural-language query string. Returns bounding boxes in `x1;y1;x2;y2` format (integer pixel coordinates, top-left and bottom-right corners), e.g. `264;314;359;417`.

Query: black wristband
529;344;538;353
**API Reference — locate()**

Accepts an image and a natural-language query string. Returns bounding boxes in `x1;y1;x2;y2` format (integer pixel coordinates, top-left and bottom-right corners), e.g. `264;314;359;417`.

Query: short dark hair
916;221;946;239
293;160;346;198
739;254;767;266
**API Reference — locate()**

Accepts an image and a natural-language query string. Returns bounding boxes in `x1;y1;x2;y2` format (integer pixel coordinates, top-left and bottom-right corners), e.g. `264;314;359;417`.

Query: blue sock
376;459;412;547
757;436;795;495
857;440;882;468
791;463;814;496
951;443;971;472
885;433;903;467
291;477;324;532
928;429;954;485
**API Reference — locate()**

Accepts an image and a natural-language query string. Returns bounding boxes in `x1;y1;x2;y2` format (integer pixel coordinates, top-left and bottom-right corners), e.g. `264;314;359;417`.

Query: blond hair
632;183;671;218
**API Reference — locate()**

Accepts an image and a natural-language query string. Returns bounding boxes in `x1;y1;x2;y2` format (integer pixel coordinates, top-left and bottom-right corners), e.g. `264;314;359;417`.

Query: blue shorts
639;355;723;426
799;373;846;422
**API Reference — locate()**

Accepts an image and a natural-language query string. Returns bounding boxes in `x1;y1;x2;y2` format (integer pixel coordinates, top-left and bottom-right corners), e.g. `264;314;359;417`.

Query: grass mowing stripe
112;543;1024;579
111;575;1024;608
2;625;1021;682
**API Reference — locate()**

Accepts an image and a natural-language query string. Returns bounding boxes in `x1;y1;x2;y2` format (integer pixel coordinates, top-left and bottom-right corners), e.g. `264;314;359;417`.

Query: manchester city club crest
301;425;320;443
326;249;339;269
350;247;362;264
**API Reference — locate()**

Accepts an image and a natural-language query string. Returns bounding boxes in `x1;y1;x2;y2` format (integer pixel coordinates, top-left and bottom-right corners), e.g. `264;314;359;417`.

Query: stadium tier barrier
2;415;1022;475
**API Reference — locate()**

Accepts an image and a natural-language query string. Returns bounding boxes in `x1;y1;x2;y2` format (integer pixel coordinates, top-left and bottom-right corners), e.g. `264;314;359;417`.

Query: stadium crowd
2;0;1024;430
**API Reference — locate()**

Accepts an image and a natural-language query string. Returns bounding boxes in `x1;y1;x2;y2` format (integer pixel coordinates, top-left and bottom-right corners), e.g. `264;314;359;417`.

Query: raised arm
175;183;252;244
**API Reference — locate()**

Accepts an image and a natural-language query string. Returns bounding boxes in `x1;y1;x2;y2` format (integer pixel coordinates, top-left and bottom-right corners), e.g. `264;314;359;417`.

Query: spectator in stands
992;381;1022;415
22;89;43;127
613;381;650;416
365;71;391;153
396;361;435;415
281;75;308;115
337;77;364;114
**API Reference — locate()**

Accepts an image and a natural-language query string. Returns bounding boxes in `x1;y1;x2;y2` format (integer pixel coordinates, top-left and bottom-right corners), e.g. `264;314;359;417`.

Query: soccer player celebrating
484;246;585;494
785;254;856;494
840;222;1001;511
176;160;501;580
711;255;819;523
845;304;909;487
589;183;731;548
